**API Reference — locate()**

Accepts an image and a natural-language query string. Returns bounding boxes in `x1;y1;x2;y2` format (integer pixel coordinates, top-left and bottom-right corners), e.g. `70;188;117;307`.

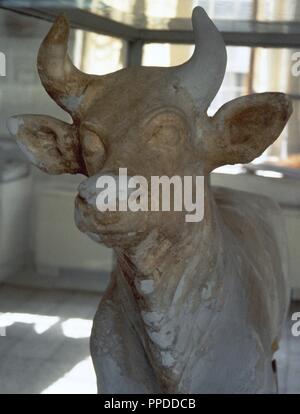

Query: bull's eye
81;128;106;176
144;109;188;149
150;124;181;147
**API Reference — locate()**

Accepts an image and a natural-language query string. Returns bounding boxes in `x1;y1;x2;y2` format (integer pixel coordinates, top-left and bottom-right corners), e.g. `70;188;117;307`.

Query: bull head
7;7;292;248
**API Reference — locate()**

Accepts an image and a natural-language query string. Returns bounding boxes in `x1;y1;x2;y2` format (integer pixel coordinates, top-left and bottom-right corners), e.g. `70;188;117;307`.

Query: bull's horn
37;15;91;117
175;7;227;111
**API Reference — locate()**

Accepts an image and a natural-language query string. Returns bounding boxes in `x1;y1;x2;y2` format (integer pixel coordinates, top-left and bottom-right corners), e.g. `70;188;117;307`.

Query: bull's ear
208;93;292;169
7;115;86;175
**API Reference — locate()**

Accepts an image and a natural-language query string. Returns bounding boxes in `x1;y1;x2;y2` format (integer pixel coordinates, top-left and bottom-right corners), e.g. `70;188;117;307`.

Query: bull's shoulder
212;185;282;224
212;185;289;340
212;184;287;264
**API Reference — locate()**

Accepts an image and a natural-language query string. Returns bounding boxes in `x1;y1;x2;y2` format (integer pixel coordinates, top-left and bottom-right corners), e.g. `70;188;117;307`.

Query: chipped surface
7;116;24;136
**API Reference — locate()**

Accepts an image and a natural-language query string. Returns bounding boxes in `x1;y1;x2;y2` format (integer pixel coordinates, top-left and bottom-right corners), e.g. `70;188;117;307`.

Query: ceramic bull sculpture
7;7;292;394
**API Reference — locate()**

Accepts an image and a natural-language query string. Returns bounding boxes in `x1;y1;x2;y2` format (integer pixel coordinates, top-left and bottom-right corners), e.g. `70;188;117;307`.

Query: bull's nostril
77;194;86;203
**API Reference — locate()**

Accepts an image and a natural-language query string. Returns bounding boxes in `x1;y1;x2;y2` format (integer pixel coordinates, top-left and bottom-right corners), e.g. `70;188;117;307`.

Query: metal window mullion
126;39;144;67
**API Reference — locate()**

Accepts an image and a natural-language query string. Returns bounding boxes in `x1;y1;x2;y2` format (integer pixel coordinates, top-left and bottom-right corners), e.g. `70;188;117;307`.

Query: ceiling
1;0;300;47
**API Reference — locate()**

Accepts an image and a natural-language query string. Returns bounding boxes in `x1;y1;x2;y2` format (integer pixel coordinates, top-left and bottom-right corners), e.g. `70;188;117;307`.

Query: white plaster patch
139;280;154;295
60;94;84;112
201;279;216;301
141;311;163;326
7;116;24;136
161;351;175;368
148;328;173;349
78;174;101;206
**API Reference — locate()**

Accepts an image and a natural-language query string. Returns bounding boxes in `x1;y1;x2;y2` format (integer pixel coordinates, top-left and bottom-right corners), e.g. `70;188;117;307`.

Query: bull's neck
113;179;226;388
114;179;225;313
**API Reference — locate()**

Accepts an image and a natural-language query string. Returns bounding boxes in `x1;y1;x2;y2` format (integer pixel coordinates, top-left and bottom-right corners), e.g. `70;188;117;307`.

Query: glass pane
143;43;194;67
252;47;300;159
2;0;300;26
142;42;300;161
197;0;254;19
77;32;125;76
256;0;300;22
0;0;256;21
142;43;251;114
253;48;294;94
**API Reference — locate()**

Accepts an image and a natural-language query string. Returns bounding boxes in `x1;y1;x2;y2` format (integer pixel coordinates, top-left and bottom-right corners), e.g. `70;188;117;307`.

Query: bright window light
255;171;284;179
143;43;172;67
0;312;59;334
41;357;97;394
61;318;93;339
